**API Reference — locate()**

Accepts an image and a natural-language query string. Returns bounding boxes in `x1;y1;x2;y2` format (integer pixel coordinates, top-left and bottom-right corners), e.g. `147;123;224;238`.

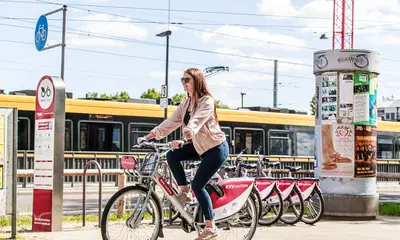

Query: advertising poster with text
354;125;377;177
320;123;354;177
321;72;338;124
338;73;354;124
353;73;370;125
369;73;377;126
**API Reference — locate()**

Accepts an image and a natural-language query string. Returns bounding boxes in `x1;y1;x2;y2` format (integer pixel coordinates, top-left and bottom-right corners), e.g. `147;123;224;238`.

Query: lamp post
156;30;172;120
240;92;246;108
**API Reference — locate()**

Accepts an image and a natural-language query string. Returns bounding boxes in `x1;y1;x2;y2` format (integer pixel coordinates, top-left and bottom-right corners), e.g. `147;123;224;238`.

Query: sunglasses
181;77;191;83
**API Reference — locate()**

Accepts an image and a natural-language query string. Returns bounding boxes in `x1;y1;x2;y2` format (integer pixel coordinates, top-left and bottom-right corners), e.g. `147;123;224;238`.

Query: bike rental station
0;3;397;240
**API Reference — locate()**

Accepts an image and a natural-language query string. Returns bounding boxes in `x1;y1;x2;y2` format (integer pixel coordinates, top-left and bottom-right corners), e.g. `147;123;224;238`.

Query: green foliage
216;100;230;109
140;88;161;99
171;93;187;103
310;95;316;115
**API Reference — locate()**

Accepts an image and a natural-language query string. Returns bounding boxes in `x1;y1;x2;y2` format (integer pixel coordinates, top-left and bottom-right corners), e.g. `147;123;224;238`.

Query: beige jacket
150;95;226;155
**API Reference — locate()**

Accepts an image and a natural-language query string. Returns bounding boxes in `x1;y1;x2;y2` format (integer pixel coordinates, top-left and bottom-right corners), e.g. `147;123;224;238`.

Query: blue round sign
35;15;48;51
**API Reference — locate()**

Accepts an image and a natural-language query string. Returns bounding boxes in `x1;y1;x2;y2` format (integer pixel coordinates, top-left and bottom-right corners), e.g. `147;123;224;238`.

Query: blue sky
2;0;400;112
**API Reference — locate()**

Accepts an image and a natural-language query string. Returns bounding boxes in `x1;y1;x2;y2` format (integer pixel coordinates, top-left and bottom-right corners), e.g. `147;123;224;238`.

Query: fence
16;150;400;187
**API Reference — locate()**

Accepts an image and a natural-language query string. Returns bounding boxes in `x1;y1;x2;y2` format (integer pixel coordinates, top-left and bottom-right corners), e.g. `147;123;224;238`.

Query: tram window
269;131;291;156
65;120;72;151
296;131;314;156
234;128;264;154
18;118;30;150
221;127;232;152
79;121;122;152
377;136;394;159
396;137;400;159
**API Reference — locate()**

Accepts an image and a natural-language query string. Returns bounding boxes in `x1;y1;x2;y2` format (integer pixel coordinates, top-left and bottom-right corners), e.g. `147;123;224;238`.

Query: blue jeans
166;141;229;220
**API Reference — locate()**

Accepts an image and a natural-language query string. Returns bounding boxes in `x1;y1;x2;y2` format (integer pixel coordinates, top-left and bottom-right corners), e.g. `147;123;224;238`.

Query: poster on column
0;114;4;189
320;123;354;177
315;75;321;125
338;73;354;124
353;73;370;125
369;73;378;126
320;72;338;124
354;125;377;177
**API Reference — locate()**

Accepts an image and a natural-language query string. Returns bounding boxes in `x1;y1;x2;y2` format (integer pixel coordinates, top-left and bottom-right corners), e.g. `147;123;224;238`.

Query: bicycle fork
127;182;156;229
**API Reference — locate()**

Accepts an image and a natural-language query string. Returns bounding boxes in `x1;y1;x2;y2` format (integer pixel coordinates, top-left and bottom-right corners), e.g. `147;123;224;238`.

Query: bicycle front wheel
101;185;163;240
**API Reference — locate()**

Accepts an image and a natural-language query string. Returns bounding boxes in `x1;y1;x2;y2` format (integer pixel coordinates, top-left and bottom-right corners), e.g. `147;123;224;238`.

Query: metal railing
15;150;400;187
82;160;103;227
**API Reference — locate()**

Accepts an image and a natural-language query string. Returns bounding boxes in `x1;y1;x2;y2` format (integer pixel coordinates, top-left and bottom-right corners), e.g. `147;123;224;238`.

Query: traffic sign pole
35;5;67;82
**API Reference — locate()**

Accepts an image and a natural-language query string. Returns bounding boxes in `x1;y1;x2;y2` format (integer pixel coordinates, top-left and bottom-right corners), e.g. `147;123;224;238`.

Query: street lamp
156;30;172;120
204;66;230;79
320;33;328;40
240;92;246;108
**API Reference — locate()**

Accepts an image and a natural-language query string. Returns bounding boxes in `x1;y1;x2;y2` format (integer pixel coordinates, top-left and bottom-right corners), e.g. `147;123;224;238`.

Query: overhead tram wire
0;38;313;81
0;17;312;67
5;0;400;25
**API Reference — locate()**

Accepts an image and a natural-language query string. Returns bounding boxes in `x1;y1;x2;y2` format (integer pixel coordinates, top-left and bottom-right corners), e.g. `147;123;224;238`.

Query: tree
140;88;161;99
310;95;316;115
216;100;230;109
171;93;187;104
85;91;130;100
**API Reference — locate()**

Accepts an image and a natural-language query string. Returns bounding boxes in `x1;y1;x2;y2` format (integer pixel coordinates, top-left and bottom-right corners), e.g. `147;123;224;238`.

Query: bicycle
100;141;259;240
220;148;284;226
280;166;325;225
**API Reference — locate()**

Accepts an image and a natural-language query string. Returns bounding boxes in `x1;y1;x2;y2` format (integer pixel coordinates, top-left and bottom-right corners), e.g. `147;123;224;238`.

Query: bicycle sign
35;15;48;51
37;77;54;110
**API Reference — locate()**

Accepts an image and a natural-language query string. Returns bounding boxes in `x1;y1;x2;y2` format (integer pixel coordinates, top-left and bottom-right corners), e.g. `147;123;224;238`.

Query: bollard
82;160;103;227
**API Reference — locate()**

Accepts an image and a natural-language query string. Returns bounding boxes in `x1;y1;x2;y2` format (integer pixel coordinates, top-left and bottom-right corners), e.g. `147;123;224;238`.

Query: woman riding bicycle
138;67;229;240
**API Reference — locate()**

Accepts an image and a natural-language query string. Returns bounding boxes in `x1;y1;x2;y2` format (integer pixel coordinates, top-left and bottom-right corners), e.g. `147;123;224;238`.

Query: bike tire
100;185;163;240
301;187;325;225
259;184;284;226
242;187;262;226
279;185;305;225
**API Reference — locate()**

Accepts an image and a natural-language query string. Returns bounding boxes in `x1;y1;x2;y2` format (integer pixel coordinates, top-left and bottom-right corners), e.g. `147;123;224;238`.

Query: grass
379;203;400;216
0;211;154;228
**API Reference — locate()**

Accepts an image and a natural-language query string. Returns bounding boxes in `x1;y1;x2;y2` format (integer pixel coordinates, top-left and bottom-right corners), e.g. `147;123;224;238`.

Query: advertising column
313;49;380;217
32;76;65;231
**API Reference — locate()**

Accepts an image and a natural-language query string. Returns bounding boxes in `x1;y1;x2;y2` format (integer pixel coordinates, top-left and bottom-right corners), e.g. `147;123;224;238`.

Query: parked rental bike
100;141;259;240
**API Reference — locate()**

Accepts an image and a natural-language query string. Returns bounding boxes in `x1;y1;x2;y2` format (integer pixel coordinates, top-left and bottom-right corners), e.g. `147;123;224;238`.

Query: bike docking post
82;160;103;227
313;49;380;218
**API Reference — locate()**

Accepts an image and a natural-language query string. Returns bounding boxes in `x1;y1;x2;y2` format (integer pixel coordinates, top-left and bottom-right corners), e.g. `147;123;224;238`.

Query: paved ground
1;216;400;240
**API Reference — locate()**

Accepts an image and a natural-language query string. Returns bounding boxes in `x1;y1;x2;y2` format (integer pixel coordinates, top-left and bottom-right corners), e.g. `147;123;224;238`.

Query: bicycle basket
138;152;159;176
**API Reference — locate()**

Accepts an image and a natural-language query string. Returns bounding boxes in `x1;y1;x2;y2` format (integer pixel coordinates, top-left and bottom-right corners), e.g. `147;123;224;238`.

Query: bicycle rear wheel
279;186;305;225
301;188;325;225
100;185;163;240
259;185;284;226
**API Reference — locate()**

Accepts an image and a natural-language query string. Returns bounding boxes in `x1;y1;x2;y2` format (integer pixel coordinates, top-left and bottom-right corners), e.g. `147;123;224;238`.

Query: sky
2;0;400;112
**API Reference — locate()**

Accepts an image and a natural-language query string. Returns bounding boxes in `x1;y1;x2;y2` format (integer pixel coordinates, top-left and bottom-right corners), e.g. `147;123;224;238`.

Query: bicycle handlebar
132;140;183;151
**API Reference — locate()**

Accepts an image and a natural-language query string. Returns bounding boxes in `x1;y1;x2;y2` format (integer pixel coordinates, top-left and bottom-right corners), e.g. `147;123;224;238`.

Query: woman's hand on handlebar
137;137;147;144
171;140;184;149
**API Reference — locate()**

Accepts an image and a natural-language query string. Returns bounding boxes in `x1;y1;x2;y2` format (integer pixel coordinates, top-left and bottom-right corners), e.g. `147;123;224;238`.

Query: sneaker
178;191;193;204
195;226;219;240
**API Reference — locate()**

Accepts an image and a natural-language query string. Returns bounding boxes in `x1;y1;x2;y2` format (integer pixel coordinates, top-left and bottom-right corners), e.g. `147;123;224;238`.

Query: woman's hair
184;68;218;121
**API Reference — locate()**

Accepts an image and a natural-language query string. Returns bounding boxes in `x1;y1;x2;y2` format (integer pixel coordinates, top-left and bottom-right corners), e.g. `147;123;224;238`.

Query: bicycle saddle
240;163;257;170
284;166;302;172
223;166;237;172
264;162;280;168
187;162;201;169
262;157;270;161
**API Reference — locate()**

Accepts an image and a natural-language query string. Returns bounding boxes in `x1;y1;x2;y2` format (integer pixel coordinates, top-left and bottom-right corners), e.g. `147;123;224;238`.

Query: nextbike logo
226;184;249;189
158;177;173;196
337;54;369;68
37;79;53;110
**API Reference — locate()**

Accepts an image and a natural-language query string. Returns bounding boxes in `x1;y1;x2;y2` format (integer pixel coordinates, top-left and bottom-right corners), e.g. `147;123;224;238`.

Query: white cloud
257;0;400;35
69;14;148;47
201;25;306;51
